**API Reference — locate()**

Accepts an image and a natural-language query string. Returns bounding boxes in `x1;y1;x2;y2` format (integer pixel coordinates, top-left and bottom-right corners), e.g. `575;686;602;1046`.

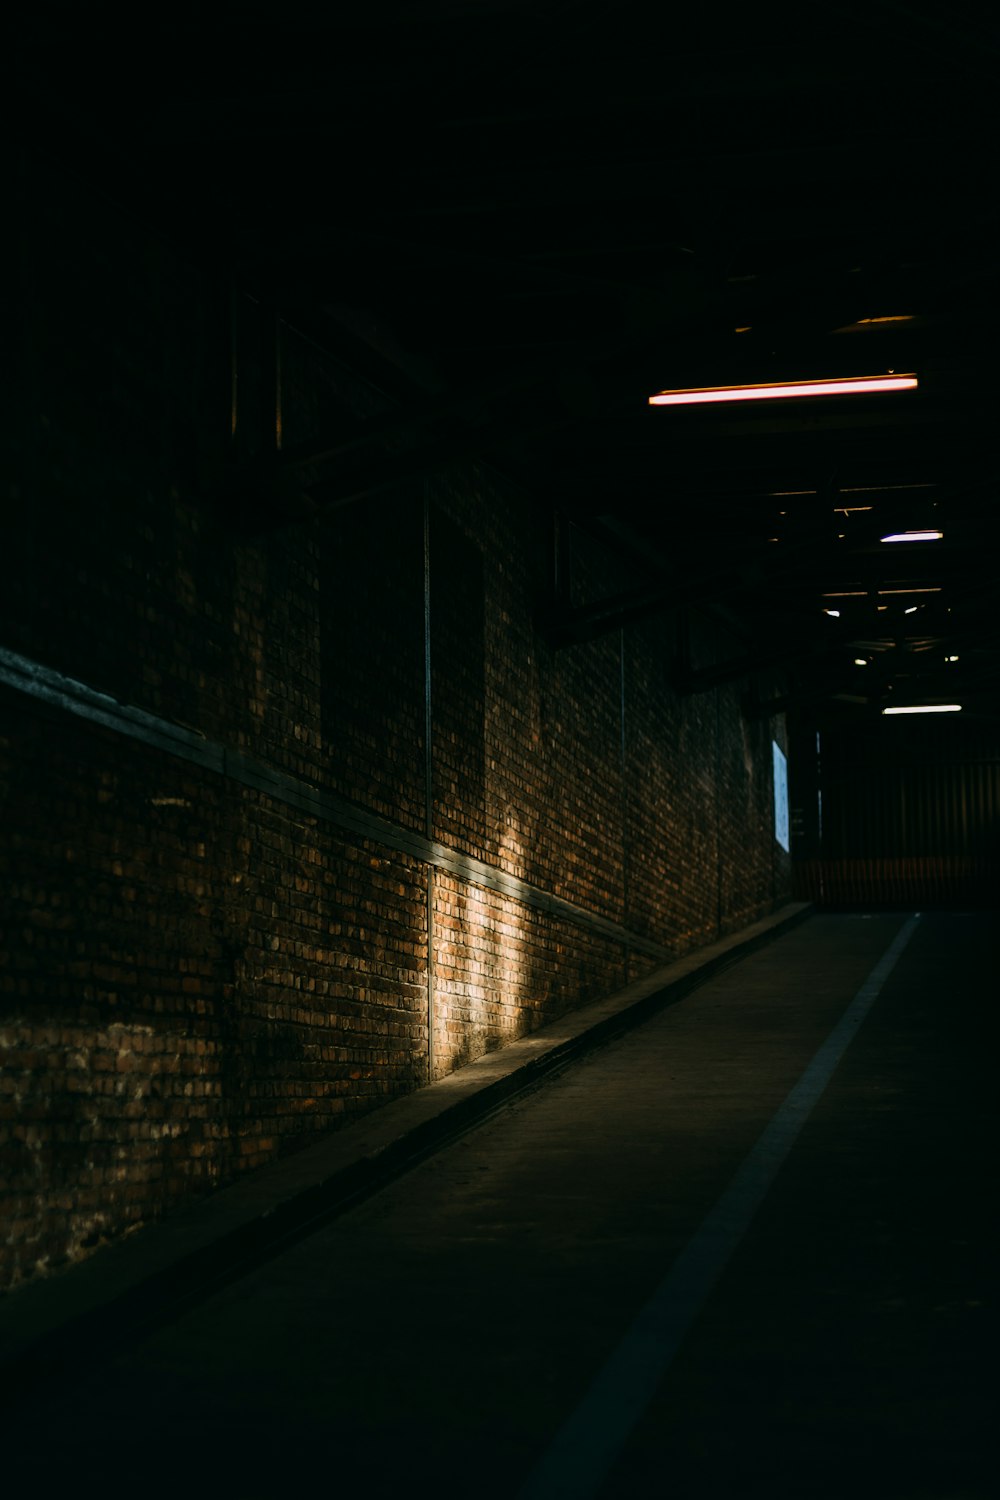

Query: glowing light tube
882;704;962;715
649;374;918;406
880;530;943;543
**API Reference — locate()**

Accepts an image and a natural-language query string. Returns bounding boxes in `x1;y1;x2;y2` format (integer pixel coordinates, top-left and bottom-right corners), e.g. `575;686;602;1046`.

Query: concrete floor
3;912;995;1497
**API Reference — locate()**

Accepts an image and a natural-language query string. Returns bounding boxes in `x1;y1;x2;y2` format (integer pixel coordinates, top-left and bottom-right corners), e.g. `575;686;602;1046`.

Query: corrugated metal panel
793;855;1000;908
794;718;1000;907
821;720;1000;857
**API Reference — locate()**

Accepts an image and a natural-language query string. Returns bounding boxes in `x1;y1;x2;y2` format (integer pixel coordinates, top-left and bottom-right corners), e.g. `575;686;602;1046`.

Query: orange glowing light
648;374;918;406
840;483;936;492
882;704;961;715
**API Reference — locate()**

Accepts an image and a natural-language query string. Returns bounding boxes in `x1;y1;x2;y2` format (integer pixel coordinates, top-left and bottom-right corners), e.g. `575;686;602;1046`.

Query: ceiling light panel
882;704;962;715
648;374;918;406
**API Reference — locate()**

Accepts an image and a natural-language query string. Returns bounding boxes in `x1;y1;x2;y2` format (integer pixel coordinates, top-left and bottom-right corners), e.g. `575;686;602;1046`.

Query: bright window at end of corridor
772;741;789;852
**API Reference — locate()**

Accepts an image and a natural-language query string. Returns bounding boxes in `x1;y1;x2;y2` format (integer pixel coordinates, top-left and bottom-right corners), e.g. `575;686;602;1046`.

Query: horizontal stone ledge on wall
0;644;672;962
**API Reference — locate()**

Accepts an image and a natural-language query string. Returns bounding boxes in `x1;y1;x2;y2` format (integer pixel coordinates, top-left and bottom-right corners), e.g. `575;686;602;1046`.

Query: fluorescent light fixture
880;529;943;543
882;704;962;715
946;654;959;662
823;586;943;599
854;658;868;666
823;608;841;617
904;605;919;614
648;373;918;406
856;315;915;324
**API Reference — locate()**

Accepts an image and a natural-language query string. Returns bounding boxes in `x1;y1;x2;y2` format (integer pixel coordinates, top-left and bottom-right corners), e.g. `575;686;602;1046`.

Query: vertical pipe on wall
259;279;282;455
274;309;283;454
619;628;630;982
16;150;41;491
771;710;778;911
423;492;435;1081
715;684;723;936
228;277;239;447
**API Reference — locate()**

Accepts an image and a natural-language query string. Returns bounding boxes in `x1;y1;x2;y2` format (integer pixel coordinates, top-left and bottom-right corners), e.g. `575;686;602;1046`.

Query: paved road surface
5;912;994;1498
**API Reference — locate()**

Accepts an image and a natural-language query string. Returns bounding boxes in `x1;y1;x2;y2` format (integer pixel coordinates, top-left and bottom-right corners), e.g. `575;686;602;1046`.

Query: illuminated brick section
0;698;430;1282
0;182;790;1289
430;874;627;1075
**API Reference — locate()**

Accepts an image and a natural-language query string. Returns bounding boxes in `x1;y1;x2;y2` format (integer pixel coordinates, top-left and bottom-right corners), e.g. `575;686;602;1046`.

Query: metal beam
217;252;718;527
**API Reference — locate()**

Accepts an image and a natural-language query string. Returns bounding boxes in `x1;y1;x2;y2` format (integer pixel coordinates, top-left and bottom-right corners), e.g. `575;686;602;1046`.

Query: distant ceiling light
854;658;868;666
824;608;841;617
823;590;866;597
734;326;752;333
878;586;941;595
856;315;916;324
648;373;918;406
770;490;817;496
882;704;962;715
836;506;873;514
946;654;959;662
880;530;943;543
904;605;919;614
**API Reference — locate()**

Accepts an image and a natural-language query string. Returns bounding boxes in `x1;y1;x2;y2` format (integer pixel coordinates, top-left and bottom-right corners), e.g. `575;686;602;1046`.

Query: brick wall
0;157;790;1291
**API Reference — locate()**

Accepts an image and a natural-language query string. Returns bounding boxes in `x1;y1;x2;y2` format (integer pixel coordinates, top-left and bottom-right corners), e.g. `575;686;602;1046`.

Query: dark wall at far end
790;715;1000;907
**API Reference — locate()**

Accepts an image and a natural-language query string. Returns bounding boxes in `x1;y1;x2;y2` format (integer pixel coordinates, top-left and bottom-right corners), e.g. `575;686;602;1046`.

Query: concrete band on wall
0;645;673;963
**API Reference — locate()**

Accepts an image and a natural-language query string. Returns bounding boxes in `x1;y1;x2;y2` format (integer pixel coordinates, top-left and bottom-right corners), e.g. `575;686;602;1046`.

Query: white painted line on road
518;914;921;1500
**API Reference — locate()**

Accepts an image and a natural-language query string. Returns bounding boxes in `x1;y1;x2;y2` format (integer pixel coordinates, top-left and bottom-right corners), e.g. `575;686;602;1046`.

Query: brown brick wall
430;875;626;1076
0;696;429;1283
1;160;790;1290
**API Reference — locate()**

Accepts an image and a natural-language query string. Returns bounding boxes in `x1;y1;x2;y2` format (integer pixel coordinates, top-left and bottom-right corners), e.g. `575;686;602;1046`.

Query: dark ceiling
15;0;1000;723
